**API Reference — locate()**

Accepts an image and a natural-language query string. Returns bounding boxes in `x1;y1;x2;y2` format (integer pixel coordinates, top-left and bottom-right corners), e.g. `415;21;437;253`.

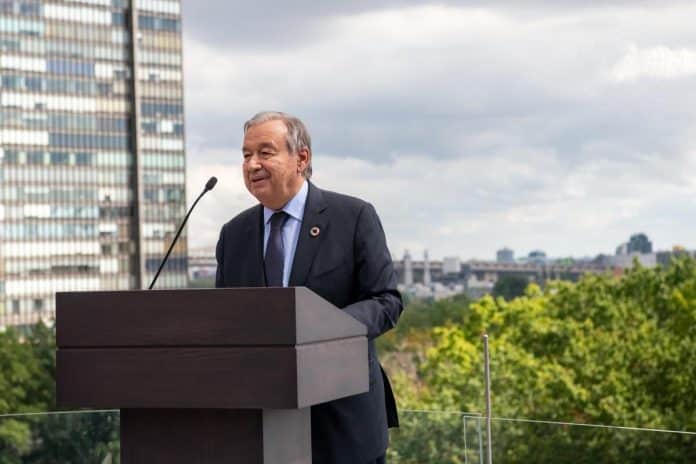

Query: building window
50;151;69;165
25;76;43;91
19;2;42;16
4;150;19;164
75;152;93;166
27;151;44;164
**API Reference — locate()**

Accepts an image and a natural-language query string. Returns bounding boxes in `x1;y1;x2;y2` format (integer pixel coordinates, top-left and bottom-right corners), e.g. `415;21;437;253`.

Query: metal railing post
463;415;468;464
477;415;484;463
483;333;493;464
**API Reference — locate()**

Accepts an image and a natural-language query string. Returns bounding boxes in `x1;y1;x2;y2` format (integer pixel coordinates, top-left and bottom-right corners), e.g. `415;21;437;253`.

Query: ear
297;147;310;173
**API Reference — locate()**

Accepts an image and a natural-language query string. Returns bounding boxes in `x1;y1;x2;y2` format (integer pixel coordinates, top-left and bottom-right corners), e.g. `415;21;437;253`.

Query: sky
180;1;696;261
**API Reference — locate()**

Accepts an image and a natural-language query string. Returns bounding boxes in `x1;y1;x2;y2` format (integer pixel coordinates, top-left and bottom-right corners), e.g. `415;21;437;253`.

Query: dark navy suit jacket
215;182;403;463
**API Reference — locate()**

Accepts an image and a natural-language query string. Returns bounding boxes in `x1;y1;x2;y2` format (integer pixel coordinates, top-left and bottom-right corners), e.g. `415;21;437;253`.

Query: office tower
0;0;187;328
627;233;652;254
496;247;514;263
527;250;547;265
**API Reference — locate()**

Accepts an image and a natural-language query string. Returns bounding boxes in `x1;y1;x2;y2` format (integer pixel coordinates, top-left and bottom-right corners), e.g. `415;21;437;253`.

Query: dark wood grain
120;409;264;464
120;408;311;464
57;338;367;409
56;288;296;347
57;346;298;409
56;287;366;347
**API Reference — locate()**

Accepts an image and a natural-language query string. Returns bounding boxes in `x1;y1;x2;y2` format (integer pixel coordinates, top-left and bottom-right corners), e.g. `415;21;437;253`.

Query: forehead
242;120;287;149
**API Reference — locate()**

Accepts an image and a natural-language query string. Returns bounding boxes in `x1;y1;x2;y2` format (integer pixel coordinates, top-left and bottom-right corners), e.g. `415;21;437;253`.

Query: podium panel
120;409;311;464
56;288;368;463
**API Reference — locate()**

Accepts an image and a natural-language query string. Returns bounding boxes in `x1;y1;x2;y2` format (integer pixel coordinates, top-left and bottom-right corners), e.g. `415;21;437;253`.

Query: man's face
242;120;308;210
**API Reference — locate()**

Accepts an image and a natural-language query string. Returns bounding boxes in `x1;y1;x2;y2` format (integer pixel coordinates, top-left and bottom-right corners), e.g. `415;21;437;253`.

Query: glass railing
2;409;694;463
387;409;485;463
0;409;119;463
489;416;696;464
387;409;696;463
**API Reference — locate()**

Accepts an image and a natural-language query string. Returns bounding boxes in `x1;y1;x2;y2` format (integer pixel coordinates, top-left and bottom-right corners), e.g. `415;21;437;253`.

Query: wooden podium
55;287;369;463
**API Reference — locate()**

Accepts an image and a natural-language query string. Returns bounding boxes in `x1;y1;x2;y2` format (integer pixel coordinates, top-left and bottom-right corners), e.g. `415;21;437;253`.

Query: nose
246;153;262;170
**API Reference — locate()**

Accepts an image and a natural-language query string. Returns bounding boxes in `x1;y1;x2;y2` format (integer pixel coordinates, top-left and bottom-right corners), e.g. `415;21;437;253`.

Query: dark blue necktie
265;211;289;287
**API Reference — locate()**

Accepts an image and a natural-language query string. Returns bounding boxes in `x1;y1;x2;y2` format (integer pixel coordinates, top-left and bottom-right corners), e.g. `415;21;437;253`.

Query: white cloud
182;5;588;119
183;2;696;260
610;45;696;82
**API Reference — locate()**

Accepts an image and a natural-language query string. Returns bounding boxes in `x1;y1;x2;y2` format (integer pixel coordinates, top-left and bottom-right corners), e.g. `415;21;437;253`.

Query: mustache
249;170;269;181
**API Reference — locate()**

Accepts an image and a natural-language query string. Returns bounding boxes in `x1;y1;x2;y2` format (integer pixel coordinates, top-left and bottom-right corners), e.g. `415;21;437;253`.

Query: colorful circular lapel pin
310;226;321;237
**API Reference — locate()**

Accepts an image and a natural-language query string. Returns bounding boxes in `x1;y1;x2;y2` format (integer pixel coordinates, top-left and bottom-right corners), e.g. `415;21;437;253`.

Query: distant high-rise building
442;256;461;274
616;233;653;256
0;0;187;328
527;250;547;265
627;233;652;254
423;250;431;286
402;250;413;286
496;247;514;263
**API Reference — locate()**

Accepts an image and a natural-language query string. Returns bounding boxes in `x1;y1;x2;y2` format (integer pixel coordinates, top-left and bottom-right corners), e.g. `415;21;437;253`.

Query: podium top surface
56;287;366;348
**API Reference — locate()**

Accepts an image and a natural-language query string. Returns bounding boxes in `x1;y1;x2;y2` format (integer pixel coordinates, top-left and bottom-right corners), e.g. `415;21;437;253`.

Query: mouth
250;175;269;185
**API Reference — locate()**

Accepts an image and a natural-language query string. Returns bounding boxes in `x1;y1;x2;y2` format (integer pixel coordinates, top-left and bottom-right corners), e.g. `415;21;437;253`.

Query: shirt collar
263;180;308;225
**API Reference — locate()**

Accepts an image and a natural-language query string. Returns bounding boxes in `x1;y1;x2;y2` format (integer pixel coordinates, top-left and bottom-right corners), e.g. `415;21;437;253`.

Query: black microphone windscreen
205;176;218;191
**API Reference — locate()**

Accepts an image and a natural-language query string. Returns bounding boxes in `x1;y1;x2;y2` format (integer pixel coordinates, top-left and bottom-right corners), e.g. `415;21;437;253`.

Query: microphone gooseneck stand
148;176;218;290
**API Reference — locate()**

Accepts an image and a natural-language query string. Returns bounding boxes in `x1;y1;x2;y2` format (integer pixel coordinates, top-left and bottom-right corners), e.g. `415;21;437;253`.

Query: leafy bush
383;258;696;462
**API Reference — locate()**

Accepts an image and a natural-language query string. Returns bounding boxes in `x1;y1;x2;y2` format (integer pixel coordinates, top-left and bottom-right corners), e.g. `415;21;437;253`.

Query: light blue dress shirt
263;180;308;287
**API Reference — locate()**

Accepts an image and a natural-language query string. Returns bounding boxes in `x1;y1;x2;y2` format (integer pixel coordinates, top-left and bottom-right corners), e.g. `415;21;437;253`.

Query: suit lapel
245;204;266;286
289;182;329;287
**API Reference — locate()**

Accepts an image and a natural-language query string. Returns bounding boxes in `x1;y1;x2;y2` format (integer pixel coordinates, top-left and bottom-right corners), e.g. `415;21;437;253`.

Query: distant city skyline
189;231;688;264
393;232;689;263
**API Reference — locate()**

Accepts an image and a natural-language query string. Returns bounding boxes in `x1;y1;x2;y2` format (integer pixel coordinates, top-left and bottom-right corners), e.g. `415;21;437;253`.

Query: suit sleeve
342;203;403;339
215;225;225;288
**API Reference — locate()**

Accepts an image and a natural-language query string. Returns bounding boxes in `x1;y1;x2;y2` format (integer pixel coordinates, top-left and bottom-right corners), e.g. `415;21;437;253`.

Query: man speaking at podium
215;111;403;464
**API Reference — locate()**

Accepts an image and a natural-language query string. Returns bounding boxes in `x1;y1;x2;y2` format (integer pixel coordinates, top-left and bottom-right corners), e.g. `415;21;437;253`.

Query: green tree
23;412;120;464
492;274;529;300
0;322;120;463
0;325;52;463
383;258;696;462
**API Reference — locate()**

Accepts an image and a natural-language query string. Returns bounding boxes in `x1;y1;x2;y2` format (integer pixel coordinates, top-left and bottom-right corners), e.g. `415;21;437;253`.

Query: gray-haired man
216;111;402;463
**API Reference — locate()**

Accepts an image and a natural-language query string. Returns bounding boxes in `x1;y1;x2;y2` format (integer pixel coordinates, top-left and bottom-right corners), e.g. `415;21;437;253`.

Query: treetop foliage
382;257;696;462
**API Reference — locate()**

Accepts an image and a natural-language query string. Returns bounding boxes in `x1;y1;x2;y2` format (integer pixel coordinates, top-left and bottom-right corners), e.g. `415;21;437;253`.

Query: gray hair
244;111;313;179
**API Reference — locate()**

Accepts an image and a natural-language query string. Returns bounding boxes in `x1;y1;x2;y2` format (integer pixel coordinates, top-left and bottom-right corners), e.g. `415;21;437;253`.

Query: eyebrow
242;141;277;152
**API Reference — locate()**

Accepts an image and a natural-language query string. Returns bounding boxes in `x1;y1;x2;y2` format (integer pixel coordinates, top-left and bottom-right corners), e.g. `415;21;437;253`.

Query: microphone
148;176;217;290
205;176;217;191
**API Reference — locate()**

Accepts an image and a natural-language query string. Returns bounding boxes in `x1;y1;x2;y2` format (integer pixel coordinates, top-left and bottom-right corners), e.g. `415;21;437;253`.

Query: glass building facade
0;0;187;328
